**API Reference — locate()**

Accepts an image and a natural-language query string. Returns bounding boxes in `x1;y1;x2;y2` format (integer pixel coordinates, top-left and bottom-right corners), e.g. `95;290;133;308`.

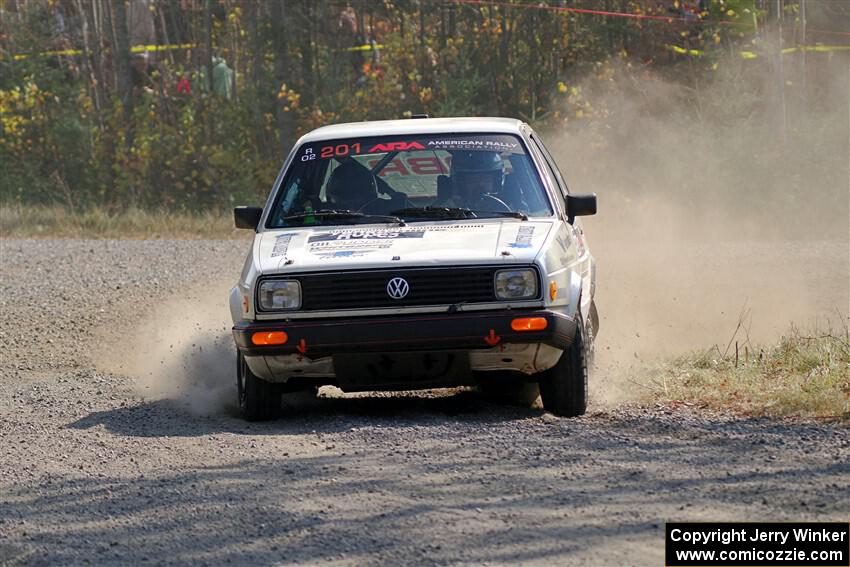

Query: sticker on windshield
426;139;520;152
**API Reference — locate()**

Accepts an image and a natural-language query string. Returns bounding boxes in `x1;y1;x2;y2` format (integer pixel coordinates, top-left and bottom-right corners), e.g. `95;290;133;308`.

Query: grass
0;205;242;239
637;322;850;421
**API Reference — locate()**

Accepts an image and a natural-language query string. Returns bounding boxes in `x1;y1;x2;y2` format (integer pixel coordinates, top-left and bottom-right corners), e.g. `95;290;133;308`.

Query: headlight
494;269;538;300
258;280;301;310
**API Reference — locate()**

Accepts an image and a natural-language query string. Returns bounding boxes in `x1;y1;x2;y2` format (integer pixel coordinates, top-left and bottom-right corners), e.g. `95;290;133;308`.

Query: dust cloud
98;46;848;413
548;44;850;402
94;283;237;415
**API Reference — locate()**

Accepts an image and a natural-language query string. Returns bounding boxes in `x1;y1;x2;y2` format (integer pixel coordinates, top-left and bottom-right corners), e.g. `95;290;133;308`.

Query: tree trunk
113;0;133;123
204;0;214;92
271;0;295;156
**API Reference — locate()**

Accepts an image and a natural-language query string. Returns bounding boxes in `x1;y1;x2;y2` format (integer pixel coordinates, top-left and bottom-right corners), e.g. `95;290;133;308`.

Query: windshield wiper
472;210;528;221
389;206;476;219
281;209;405;225
390;207;528;221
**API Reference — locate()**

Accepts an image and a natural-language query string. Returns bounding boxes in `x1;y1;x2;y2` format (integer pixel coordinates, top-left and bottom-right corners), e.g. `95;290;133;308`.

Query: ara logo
368;141;425;153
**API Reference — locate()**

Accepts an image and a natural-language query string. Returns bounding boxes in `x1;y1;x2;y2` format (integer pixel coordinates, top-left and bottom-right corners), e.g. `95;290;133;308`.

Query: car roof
298;117;527;144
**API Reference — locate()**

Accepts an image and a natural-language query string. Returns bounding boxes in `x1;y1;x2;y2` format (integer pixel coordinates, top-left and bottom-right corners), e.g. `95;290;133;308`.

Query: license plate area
333;351;472;391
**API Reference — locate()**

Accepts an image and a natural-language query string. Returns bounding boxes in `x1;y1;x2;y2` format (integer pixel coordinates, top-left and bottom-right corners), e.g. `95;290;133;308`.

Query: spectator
196;55;234;99
130;52;158;97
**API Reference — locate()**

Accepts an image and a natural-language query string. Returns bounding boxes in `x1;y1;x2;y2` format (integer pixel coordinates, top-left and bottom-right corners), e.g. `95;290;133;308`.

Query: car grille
270;266;535;311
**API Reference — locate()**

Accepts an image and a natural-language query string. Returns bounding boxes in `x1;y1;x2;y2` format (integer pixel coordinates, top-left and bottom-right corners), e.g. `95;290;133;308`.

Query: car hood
256;219;554;274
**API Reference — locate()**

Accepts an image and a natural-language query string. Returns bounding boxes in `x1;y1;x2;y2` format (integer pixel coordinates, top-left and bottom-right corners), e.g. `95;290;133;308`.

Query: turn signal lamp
549;281;558;301
251;331;288;346
511;317;548;332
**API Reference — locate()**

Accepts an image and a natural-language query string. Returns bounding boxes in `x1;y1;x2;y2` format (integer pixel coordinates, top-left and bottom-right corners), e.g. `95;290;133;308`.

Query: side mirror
234;206;263;230
566;194;596;222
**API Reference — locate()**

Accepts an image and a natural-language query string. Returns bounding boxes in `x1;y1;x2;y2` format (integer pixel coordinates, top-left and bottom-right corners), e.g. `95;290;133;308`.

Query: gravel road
1;238;847;566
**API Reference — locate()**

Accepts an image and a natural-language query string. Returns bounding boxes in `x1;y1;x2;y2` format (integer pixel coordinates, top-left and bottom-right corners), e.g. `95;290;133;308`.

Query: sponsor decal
508;225;535;248
270;233;295;258
304;224;487;255
367;141;425;153
308;229;425;242
426;139;520;152
315;250;372;260
308;224;486;244
307;240;395;256
309;240;394;250
367;156;449;177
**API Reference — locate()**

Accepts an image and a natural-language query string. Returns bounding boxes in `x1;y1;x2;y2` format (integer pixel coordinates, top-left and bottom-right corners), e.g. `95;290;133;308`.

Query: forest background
0;0;848;226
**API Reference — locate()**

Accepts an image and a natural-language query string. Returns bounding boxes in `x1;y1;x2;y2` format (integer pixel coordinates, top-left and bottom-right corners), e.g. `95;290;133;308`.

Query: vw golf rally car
230;117;598;420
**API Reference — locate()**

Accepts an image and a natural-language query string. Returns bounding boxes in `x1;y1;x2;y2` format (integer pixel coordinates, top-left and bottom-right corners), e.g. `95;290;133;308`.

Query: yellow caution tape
131;43;196;53
666;44;704;56
782;44;850;53
9;42;197;61
341;43;384;52
666;43;849;60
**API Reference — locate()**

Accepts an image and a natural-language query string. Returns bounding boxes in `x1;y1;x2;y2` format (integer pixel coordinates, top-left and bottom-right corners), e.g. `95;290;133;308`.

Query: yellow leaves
726;9;736;17
557;81;567;93
277;83;300;108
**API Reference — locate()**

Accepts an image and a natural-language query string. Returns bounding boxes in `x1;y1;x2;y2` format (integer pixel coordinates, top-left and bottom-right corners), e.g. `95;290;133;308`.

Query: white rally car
230;117;598;420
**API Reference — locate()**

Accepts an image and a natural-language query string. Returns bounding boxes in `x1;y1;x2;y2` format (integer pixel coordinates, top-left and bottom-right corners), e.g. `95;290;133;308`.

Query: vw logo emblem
386;277;410;299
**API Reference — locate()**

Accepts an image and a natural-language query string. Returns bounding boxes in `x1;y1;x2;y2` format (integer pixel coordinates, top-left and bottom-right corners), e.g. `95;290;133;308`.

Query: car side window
529;134;569;196
527;134;565;213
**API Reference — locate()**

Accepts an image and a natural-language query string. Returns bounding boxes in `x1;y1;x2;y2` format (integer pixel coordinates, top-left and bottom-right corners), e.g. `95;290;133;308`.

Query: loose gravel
0;239;847;566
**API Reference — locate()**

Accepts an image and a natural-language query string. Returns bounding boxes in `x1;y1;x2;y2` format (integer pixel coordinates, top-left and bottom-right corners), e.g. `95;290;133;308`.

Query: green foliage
0;0;841;211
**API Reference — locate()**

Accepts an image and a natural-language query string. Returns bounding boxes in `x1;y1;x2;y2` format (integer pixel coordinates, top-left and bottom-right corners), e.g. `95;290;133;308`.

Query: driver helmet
450;151;504;200
326;160;377;210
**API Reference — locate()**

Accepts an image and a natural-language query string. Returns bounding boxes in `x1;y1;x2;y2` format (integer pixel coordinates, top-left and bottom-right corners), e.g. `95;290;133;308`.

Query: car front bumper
232;308;578;359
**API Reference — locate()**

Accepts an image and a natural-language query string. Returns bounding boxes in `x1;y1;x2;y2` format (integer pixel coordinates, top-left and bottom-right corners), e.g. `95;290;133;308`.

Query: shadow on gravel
67;389;544;438
4;431;848;566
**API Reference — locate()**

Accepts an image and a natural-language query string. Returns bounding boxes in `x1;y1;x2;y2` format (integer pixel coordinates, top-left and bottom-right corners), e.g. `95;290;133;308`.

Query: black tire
538;314;588;417
478;373;540;408
236;352;282;421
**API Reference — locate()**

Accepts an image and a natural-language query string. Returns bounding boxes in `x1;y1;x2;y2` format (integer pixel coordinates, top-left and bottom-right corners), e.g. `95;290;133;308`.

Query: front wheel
538;315;588;417
236;352;282;421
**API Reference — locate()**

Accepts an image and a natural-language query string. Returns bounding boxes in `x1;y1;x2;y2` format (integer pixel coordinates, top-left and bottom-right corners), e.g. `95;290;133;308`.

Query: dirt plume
546;47;849;403
94;283;237;415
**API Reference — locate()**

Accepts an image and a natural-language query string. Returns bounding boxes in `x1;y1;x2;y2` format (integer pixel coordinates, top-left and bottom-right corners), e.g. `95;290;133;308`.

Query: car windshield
267;133;553;228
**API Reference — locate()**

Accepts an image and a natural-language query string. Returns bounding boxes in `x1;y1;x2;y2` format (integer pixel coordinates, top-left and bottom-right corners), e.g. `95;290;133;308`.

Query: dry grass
636;319;850;420
0;205;242;239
